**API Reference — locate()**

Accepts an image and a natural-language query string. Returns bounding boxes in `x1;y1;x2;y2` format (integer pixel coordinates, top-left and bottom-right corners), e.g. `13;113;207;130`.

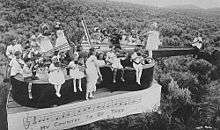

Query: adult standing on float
54;22;70;50
145;22;162;58
37;23;54;53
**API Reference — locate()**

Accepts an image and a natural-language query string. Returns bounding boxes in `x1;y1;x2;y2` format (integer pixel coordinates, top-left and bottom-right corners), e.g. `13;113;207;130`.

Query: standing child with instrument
145;22;162;58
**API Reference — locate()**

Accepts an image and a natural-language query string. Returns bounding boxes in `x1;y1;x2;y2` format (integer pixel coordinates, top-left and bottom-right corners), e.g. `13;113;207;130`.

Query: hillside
0;0;220;129
164;4;202;10
0;0;219;51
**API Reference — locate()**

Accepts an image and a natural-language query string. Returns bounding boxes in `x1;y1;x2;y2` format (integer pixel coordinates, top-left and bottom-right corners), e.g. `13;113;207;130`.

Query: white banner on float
8;83;161;130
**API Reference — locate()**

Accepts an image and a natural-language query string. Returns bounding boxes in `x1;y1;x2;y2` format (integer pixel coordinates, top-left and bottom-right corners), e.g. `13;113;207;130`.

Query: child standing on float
68;54;85;93
48;56;65;97
145;22;162;58
37;24;54;53
85;48;102;100
54;22;70;50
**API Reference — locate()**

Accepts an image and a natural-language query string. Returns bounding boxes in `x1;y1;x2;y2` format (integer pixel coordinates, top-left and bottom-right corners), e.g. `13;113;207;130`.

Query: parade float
6;20;163;130
6;46;162;130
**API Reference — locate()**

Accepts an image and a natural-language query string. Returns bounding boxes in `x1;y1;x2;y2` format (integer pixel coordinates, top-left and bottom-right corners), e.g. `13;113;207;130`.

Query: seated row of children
9;45;149;100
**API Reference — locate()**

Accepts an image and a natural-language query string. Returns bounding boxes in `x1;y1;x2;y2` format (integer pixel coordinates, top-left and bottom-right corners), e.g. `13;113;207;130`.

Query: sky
112;0;220;9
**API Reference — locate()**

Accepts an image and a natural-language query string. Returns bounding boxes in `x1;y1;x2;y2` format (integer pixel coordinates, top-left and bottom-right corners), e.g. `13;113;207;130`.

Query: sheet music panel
8;83;161;130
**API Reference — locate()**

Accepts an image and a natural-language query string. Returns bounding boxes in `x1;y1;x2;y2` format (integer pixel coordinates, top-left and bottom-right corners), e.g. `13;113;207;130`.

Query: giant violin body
10;62;154;108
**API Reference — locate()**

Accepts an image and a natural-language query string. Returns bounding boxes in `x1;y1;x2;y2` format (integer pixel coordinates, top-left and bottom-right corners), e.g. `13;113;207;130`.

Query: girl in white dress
55;25;69;49
48;56;65;97
145;22;162;58
85;48;102;100
37;26;54;53
68;54;85;93
131;49;144;85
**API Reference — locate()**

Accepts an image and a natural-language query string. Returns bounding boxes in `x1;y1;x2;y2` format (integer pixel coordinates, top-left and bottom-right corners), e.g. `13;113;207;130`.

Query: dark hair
77;45;82;52
88;47;95;57
109;45;114;49
54;51;59;56
97;53;104;60
24;58;31;63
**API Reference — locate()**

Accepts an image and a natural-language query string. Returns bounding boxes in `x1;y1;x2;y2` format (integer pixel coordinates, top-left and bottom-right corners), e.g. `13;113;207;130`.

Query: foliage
0;0;220;54
0;0;219;129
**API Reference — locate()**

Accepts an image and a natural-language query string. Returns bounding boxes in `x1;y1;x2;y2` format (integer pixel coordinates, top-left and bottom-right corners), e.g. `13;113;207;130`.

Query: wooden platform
7;88;128;114
7;81;161;130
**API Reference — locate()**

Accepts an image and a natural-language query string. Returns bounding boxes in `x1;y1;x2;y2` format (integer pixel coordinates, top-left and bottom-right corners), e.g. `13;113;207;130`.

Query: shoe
121;78;125;82
89;95;94;98
56;93;61;97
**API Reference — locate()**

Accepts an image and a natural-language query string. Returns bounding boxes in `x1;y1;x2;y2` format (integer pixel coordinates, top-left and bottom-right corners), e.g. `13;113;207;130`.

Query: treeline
0;0;220;51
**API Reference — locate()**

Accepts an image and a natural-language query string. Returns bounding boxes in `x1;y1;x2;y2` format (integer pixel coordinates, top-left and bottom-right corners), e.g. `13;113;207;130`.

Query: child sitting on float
9;51;26;79
106;46;124;83
48;56;65;97
131;48;145;85
68;53;85;93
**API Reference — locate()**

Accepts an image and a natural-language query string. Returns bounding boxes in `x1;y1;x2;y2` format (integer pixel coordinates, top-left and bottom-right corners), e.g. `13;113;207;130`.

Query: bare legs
73;78;83;93
113;68;125;83
113;68;117;83
135;67;143;85
54;84;62;97
148;50;153;58
86;80;96;100
73;79;76;92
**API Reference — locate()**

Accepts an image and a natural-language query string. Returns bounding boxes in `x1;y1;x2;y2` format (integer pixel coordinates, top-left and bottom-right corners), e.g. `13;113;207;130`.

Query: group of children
7;22;161;101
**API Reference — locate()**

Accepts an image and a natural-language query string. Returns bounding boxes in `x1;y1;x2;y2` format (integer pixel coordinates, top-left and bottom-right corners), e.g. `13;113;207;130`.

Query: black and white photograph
0;0;220;129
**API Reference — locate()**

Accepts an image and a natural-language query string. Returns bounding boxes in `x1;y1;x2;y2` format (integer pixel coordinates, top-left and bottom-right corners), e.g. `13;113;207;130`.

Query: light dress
9;58;25;76
112;58;123;69
55;30;69;48
38;34;53;53
48;63;65;85
23;64;32;78
14;44;23;53
131;52;143;70
30;35;39;47
120;35;127;44
97;60;105;67
106;51;123;69
192;37;202;49
145;31;161;50
68;61;85;79
85;55;99;93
